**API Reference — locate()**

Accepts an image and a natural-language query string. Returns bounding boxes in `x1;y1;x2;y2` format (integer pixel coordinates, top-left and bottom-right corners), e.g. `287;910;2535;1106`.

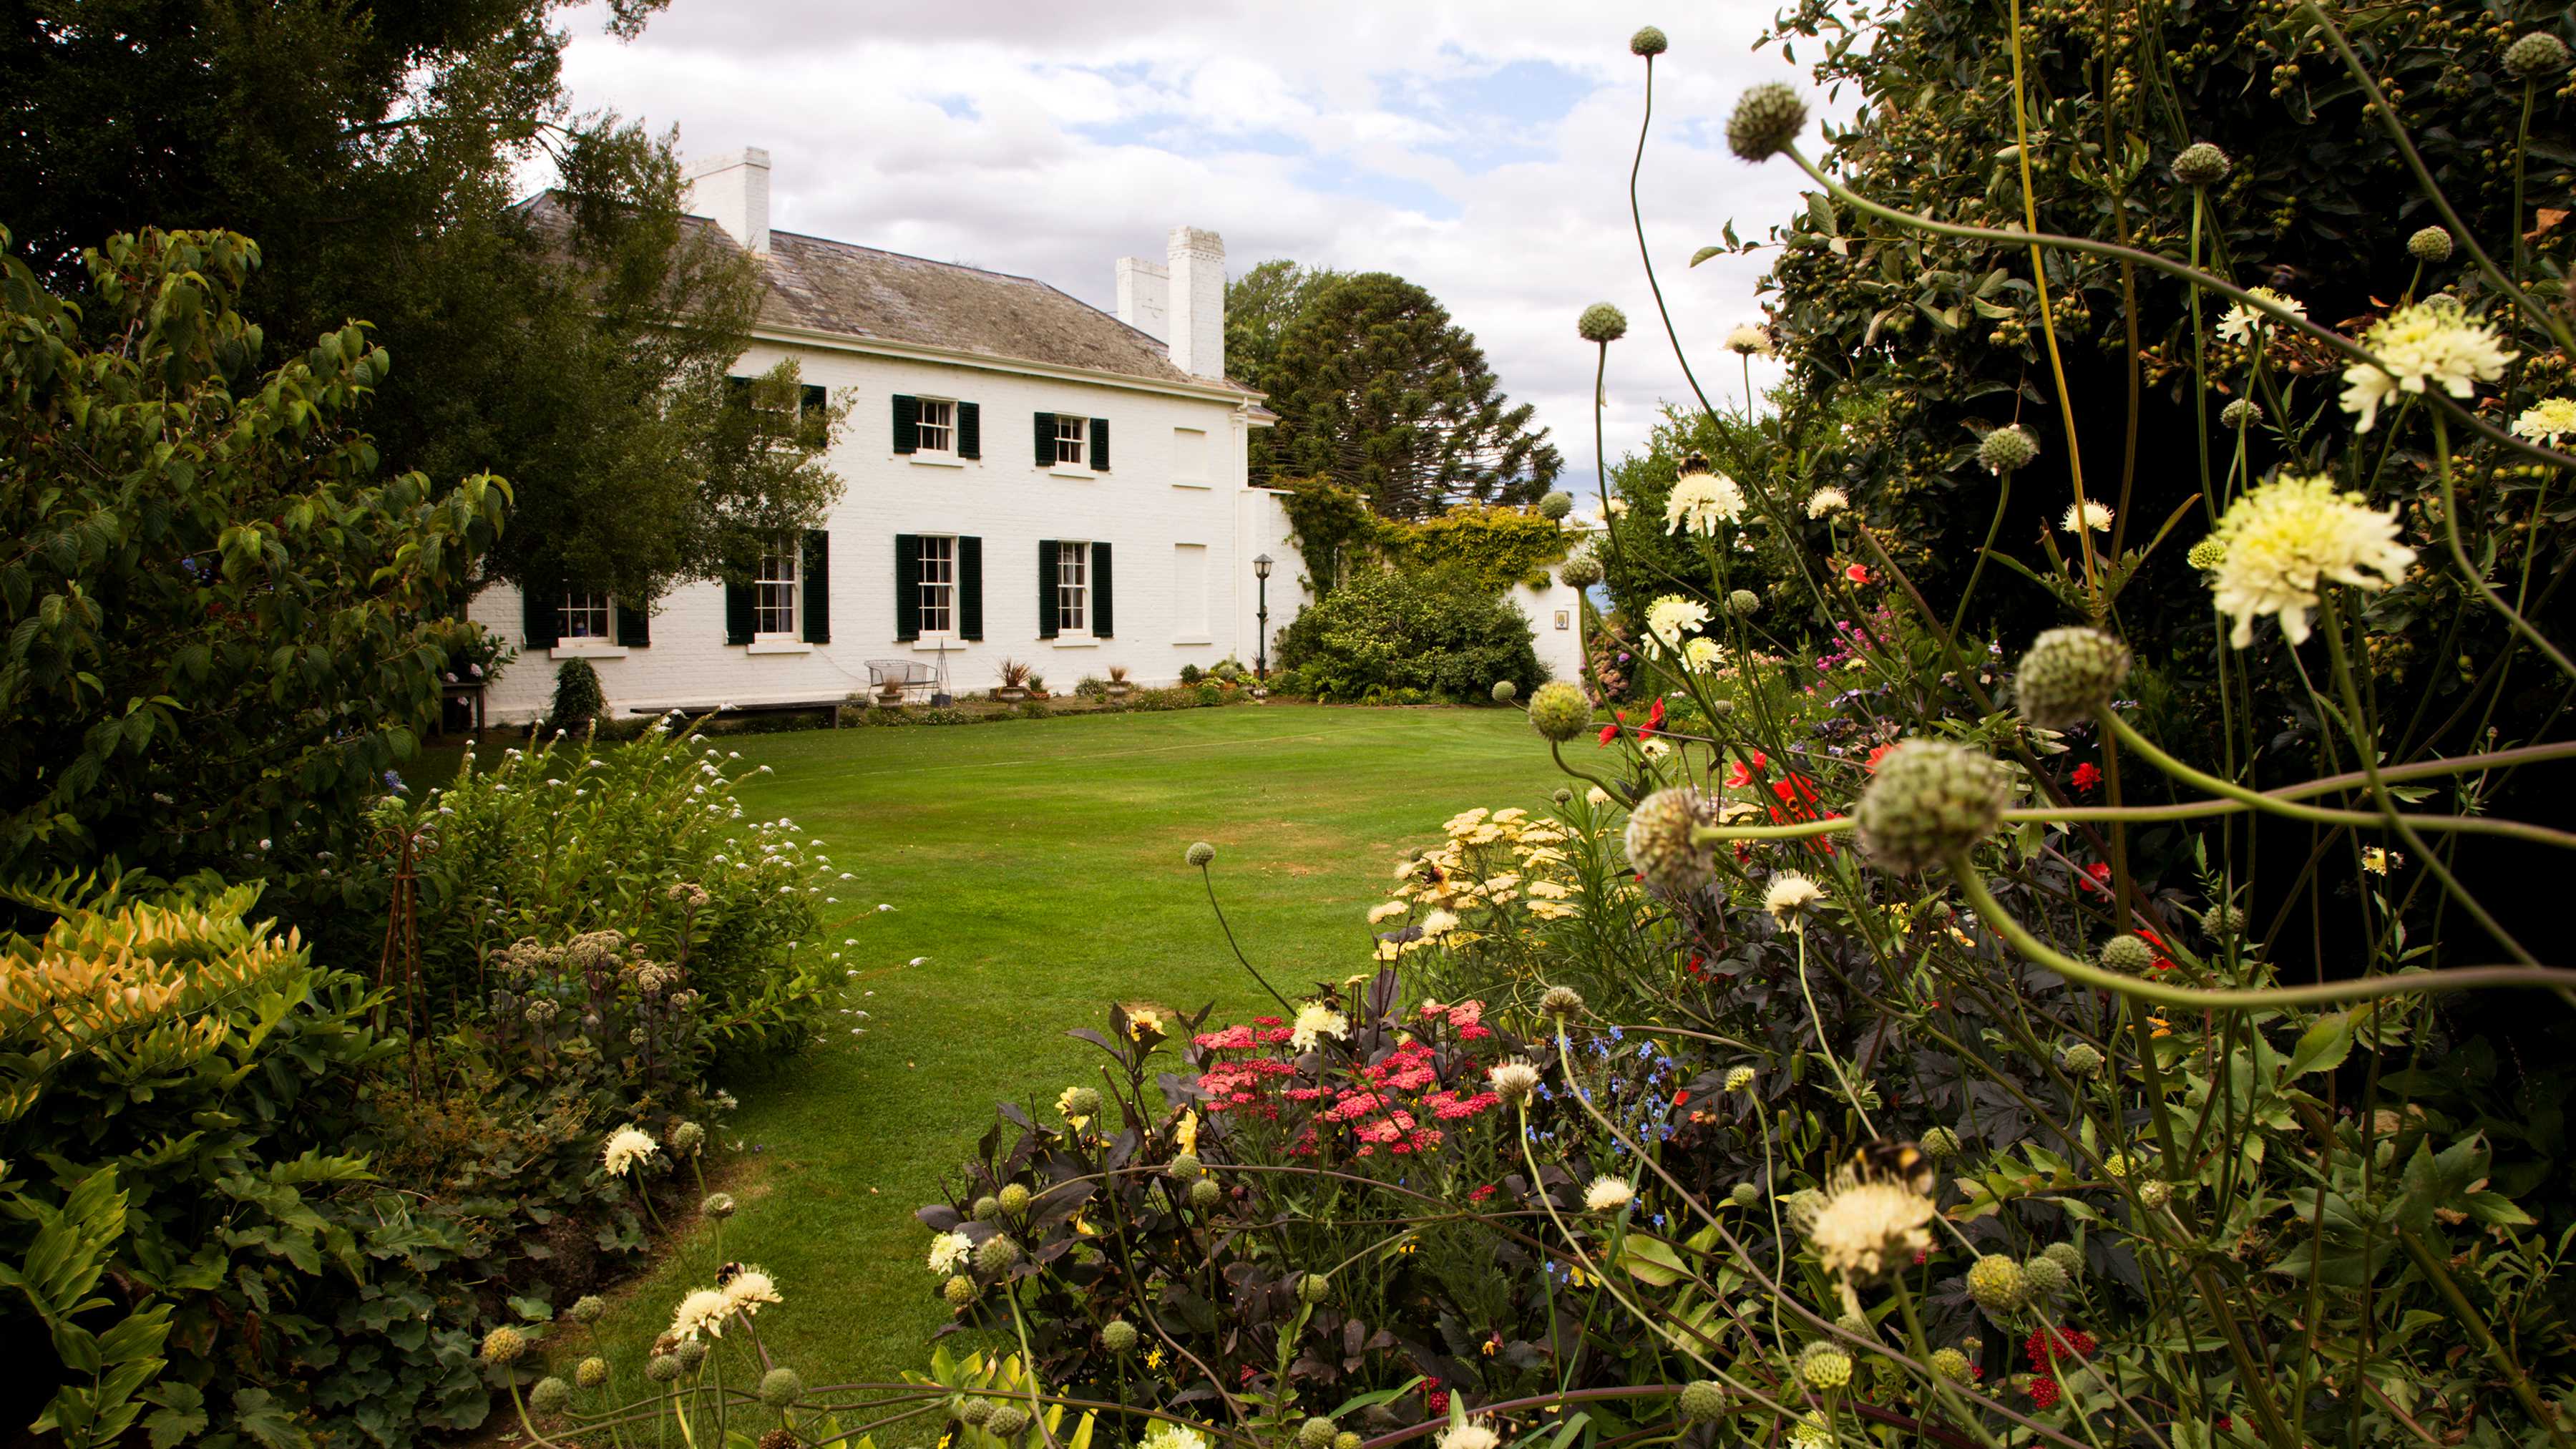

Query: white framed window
560;590;612;641
918;535;955;636
755;535;800;638
1054;414;1087;467
1057;542;1090;635
918;399;957;454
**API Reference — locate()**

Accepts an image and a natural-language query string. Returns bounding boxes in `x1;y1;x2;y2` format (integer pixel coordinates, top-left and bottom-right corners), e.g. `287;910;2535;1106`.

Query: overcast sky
550;1;1825;509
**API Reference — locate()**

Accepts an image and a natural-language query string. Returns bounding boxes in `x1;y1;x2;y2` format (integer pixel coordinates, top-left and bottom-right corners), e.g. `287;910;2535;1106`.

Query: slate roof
520;193;1257;396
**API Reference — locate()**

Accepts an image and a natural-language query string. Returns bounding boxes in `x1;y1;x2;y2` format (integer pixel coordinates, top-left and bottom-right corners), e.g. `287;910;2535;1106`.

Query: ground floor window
561;590;611;640
756;536;799;637
1057;541;1089;633
919;535;955;635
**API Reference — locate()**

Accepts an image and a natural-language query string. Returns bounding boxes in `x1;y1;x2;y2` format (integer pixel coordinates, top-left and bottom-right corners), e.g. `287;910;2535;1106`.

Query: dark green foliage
0;0;841;608
0;227;506;889
1256;273;1563;517
549;657;606;733
1274;567;1546;702
1226;258;1344;400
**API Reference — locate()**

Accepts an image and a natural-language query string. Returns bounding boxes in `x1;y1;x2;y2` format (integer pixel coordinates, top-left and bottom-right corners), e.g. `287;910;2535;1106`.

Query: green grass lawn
570;703;1571;1387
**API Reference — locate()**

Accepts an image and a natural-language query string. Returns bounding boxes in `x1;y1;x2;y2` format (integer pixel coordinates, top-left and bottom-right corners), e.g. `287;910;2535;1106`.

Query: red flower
1844;563;1872;585
2025;1327;2097;1366
2083;862;2112;894
1865;743;1896;774
1642;697;1667;739
2215;1416;2233;1432
2070;761;2102;794
1725;751;1769;789
2029;1375;2060;1410
1424;1384;1448;1415
1672;1090;1690;1106
1599;723;1621;746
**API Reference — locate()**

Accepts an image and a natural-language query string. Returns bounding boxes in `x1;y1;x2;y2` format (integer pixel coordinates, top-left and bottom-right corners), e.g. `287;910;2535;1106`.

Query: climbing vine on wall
1276;477;1572;597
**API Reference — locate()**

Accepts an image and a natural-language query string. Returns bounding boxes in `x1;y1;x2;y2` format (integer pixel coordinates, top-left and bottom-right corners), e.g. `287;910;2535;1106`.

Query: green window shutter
801;530;831;643
959;535;984;641
1035;411;1055;468
1091;542;1114;638
894;535;920;641
1090;416;1111;472
615;595;650;648
724;575;754;645
958;401;981;459
892;394;919;454
522;583;559;650
1037;540;1060;640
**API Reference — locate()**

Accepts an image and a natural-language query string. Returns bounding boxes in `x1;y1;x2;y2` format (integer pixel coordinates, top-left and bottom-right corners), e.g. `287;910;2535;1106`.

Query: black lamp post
1253;553;1273;681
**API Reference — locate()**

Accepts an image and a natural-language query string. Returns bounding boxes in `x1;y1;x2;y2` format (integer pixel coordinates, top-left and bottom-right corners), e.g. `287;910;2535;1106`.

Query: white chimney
1116;256;1170;342
682;147;771;255
1164;225;1225;380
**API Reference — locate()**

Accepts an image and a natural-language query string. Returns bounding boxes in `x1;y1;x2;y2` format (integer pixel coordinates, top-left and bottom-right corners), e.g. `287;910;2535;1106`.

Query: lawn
569;703;1572;1388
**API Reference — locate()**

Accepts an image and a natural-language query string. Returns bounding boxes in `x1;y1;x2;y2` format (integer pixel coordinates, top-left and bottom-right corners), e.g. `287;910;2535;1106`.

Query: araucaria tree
0;0;841;609
1259;271;1563;518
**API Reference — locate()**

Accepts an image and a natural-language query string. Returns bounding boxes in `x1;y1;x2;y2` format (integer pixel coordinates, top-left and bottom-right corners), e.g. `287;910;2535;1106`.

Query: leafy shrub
386;720;829;1058
548;656;605;733
1179;663;1204;684
1074;675;1108;699
1274;565;1545;702
0;225;505;892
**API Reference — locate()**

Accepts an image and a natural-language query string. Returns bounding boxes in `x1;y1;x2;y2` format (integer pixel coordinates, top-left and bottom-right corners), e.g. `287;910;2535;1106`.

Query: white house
469;147;1580;722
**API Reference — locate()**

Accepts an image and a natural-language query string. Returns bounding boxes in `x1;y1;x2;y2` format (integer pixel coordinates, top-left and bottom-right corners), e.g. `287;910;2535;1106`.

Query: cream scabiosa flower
1665;473;1748;535
1806;487;1850;518
1725;324;1776;357
2209;473;2416;648
1793;1167;1936;1279
1680;638;1725;675
2215;286;2306;343
1584;1177;1636;1212
1440;1424;1503;1449
721;1268;781;1319
927;1231;974;1274
1141;1425;1211;1449
1763;872;1824;919
602;1125;660;1177
670;1287;732;1342
2061;499;2114;533
2339;298;2514;433
2512;397;2576;444
1289;1002;1350;1051
1645;595;1712;650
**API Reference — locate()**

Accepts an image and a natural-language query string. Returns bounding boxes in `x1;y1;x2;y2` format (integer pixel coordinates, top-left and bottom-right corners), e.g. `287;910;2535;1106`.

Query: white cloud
551;0;1825;486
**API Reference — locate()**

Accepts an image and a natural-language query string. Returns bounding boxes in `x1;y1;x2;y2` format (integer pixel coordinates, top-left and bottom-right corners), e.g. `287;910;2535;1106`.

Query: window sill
1049;467;1103;480
1051;638;1099;649
908;454;967;468
912;638;965;652
746;640;813;655
552;643;628;659
1172;636;1213;647
1170;480;1213;490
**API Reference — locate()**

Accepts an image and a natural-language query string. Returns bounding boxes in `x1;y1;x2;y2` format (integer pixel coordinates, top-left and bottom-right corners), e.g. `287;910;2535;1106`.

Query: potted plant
1103;663;1135;698
1026;671;1050;701
993;658;1031;703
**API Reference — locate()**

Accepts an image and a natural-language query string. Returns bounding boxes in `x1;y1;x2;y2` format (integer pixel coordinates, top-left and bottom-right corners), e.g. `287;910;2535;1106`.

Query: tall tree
1226;258;1342;397
1259;272;1561;519
0;0;839;608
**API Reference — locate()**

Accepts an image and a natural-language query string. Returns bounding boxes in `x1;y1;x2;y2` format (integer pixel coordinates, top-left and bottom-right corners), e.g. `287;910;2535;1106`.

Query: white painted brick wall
469;341;1304;723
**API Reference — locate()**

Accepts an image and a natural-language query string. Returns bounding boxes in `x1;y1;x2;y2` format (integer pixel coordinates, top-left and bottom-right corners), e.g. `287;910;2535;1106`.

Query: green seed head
1855;741;2009;874
2021;1254;2070;1298
2187;537;2228;571
997;1183;1031;1215
2221;398;2260;429
528;1377;573;1415
1730;1182;1760;1208
1526;681;1593;742
1167;1152;1204;1181
1798;1341;1853;1390
479;1325;528;1366
702;1192;737;1219
1623;786;1718;897
669;1120;706;1153
2407;225;2454;262
2100;934;2157;972
2170;142;2232;186
972;1194;1001;1222
987;1405;1031;1440
1725;587;1761;617
975;1235;1023;1274
760;1367;804;1408
1541;985;1585;1018
944;1274;979;1307
1579;303;1630;343
1921;1126;1962;1160
2059;1043;2104;1076
1728;83;1810;162
2505;31;2570;78
1629;25;1670;57
1189;1177;1223;1210
2202;902;2248;938
1558;552;1604;589
1299;1272;1332;1304
2013;627;2131;729
1335;1435;1365;1449
2041;1241;2084;1279
577;1356;610;1388
1977;424;2039;475
2137;1179;2173;1208
1966;1254;2028;1314
1930;1347;1973;1382
1060;1087;1102;1120
1186;841;1216;867
1299;1418;1340;1449
1539;492;1574;520
1102;1319;1139;1352
569;1294;606;1324
675;1338;709;1372
1491;679;1518;704
958;1397;995;1426
646;1354;683;1382
1677;1379;1727;1422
